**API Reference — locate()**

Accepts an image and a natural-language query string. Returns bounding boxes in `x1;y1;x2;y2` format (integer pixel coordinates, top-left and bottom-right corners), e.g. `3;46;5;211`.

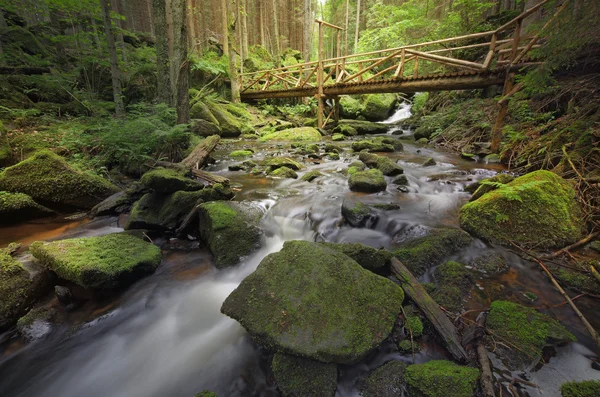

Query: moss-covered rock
338;120;389;135
190;119;222;137
405;314;424;337
31;233;161;290
376;157;404;176
393;175;409;185
422;157;436;167
341;197;378;227
392;228;473;276
221;240;404;363
16;306;56;341
272;353;337;397
333;123;358;137
468;254;509;275
318;242;393;271
398;339;420;353
332;133;345;141
198;201;264;268
349;169;387;193
207;102;244;137
140;168;203;193
263;157;303;171
469;174;515;201
554;260;600;295
432;261;474;313
259;127;322;142
0;253;47;330
352;140;395;153
0;150;119;209
229;150;253;158
340;96;364;118
0;191;54;224
359;360;406;397
362;94;397;121
486;300;576;370
268;166;298;179
190;102;220;125
560;380;600;397
300;170;323;182
405;360;479;397
460;170;585;248
347;161;367;176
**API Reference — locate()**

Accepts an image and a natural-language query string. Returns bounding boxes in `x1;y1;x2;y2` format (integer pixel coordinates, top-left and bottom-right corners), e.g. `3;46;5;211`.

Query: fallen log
181;134;220;169
390;257;469;362
191;169;229;185
477;314;496;397
0;66;51;75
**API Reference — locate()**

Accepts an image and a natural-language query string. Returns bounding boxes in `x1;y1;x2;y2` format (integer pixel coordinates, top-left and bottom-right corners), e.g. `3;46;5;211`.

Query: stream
0;105;599;397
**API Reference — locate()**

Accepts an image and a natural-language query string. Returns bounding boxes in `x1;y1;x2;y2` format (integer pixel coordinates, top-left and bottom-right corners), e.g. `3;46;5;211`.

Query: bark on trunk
271;0;280;65
171;0;190;123
354;0;361;52
180;135;220;169
228;0;241;103
303;0;312;62
153;0;172;104
100;0;125;117
221;0;229;54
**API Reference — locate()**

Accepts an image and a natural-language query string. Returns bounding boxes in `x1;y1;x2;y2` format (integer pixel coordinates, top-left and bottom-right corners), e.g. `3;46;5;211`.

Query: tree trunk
344;0;349;55
100;0;125;117
228;0;241;103
272;0;280;65
259;0;266;47
221;0;229;55
354;0;361;52
153;0;172;104
303;0;312;62
0;11;6;64
240;0;249;60
171;0;190;123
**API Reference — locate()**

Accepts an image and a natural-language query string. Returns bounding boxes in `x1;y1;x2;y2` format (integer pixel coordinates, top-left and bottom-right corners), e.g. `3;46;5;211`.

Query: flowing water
0;105;599;397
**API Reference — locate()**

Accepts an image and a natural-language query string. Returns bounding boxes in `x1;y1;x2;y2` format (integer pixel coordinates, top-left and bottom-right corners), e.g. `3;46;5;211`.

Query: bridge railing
240;0;551;97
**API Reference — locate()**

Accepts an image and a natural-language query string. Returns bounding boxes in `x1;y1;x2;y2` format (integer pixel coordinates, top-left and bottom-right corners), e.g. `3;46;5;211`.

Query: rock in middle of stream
221;240;404;364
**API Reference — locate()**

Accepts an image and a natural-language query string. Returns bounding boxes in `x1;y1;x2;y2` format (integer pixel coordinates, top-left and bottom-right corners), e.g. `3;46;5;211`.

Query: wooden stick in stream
477;314;496;397
390;258;469;362
544;231;600;259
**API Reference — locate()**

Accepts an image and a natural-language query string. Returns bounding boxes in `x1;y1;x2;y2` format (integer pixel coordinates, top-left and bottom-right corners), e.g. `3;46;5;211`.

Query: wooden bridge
240;0;567;150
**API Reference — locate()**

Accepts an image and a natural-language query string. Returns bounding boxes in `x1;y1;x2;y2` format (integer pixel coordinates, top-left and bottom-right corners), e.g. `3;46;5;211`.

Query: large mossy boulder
0;191;54;224
0;253;48;330
362;94;397;121
405;360;479;397
140;168;203;193
359;360;407;397
0;150;119;209
259;127;322;142
318;242;393;271
190;119;222;137
338;120;389;135
221;240;404;363
348;169;387;193
340;96;364;118
126;190;203;231
207;102;244;137
460;170;585;248
30;233;161;290
272;353;337;397
560;380;600;397
392;228;473;276
190;102;220;125
486;300;575;370
198;201;264;268
469;173;514;201
341;197;379;227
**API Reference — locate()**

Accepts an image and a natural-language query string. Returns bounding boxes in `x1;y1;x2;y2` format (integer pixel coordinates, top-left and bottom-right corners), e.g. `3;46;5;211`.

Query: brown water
0;108;599;397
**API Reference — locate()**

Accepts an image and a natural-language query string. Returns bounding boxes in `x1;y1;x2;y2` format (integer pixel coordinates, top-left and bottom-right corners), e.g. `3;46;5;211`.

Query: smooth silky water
0;105;598;397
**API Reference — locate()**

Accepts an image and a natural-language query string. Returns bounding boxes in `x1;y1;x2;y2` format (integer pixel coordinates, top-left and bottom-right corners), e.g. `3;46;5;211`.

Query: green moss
340;96;364;118
221;241;404;363
405;360;479;397
301;170;323;182
229;150;253;158
376;157;404;176
363;94;397;121
346;161;367;176
470;174;515;201
460;170;585;248
269;166;298;179
190;102;219;125
560;380;600;397
393;228;473;276
359;360;406;397
348;169;387;193
352;140;395;153
0;150;119;209
193;392;218;397
431;261;473;313
398;340;420;353
486;300;575;370
338;120;389;135
468;254;509;275
0;191;54;224
331;133;345;141
206;102;245;137
198;201;263;268
263;157;303;171
259;127;322;142
30;233;161;290
555;264;600;294
318;242;393;271
272;353;337;397
405;315;424;337
140;168;203;193
333;124;358;137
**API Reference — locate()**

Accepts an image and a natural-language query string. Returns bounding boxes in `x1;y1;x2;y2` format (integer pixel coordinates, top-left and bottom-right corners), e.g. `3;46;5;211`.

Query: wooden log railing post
317;21;325;128
483;33;497;69
413;56;419;78
333;96;340;122
511;19;522;62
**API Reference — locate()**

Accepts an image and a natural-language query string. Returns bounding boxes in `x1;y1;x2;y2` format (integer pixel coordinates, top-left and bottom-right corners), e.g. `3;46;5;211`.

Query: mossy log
390;257;468;362
180;135;220;169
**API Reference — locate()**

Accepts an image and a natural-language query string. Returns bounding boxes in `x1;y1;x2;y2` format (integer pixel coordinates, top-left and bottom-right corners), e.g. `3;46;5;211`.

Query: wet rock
198;201;263;268
486;300;575;370
375;157;404;176
431;261;474;313
560;380;600;397
30;233;161;290
16;306;57;342
393;175;409;185
460;170;585;248
259;127;322;142
55;285;73;306
228;160;257;172
140;168;203;193
484;153;501;163
221;240;404;363
0;253;48;330
362;94;397;121
422;157;436;167
0;150;119;209
268;166;298;179
331;133;345;141
348;169;387;193
272;353;337;397
352;140;394;153
341;198;379;227
229;150;253;158
126;190;205;231
392;228;473;276
554;259;600;294
190;119;221;137
91;190;134;217
398;340;420;353
346;161;367;175
359;360;406;397
0;191;54;224
397;186;410;193
332;123;357;137
319;242;393;271
467;253;509;275
300;170;323;182
405;360;479;397
263;157;303;171
469;173;514;201
338;120;389;135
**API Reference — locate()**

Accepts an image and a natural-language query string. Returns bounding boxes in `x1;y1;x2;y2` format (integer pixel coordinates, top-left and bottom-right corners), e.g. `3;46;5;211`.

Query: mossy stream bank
0;105;599;397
